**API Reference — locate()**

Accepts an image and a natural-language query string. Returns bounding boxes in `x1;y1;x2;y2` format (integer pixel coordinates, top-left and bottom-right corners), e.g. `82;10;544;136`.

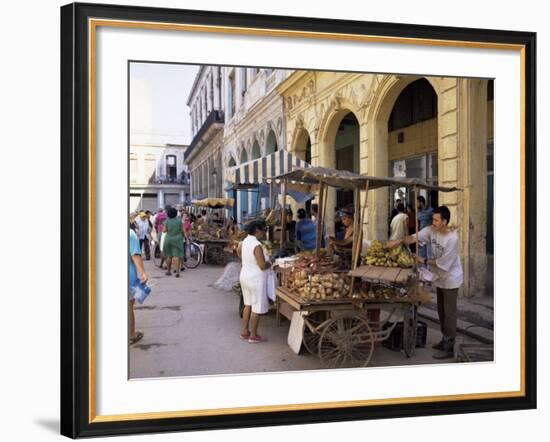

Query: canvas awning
274;166;461;192
227;150;310;186
191;198;235;208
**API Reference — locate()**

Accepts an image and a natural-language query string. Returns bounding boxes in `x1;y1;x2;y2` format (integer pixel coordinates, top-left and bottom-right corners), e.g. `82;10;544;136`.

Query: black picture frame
61;2;537;438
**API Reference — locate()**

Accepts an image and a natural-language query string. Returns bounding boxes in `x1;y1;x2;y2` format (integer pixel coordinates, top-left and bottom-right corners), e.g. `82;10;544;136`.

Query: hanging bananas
364;240;415;268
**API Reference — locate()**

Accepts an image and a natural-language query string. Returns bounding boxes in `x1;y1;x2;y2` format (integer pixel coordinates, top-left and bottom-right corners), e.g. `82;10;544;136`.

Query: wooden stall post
349;183;367;297
358;180;370;260
412;185;420;297
280;180;287;251
351;186;361;269
412;185;419;274
315;183;326;260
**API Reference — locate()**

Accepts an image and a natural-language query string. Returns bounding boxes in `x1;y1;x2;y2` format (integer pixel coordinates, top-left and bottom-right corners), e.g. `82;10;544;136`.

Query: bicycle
152;236;202;270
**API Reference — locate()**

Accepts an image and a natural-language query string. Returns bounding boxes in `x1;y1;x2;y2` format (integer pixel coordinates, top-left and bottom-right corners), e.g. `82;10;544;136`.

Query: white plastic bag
266;269;277;302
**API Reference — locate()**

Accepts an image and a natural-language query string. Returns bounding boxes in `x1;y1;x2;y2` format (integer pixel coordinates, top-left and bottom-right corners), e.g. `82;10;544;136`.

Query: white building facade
185;66;224;202
130;77;190;212
186;66;292;221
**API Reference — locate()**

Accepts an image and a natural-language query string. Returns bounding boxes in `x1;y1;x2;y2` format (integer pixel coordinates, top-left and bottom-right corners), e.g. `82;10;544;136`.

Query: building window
390;153;438;211
166;155;177;182
130;154;138;184
228;71;236;118
209;74;214;110
388;79;437;132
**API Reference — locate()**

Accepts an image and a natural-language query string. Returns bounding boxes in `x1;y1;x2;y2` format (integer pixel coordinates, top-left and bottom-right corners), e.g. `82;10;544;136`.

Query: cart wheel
206;244;224;265
403;305;417;358
318;315;374;368
302;311;328;355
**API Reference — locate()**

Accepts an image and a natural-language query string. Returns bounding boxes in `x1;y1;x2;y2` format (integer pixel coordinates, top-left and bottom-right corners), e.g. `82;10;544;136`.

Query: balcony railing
184;110;224;162
155;175;190;185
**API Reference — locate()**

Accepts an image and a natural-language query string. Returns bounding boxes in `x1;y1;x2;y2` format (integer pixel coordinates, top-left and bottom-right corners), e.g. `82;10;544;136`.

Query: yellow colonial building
277;71;494;298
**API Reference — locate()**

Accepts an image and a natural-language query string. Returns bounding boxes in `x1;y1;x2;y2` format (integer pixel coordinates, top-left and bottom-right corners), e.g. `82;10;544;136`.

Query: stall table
195;239;232;265
275;284;419;368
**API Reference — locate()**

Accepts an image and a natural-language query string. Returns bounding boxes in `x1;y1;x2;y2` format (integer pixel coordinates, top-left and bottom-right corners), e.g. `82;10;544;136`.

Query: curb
418;306;494;345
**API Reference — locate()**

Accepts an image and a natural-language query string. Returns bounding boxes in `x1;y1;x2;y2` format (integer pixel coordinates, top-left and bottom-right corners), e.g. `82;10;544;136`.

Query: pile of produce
230;230;247;241
193;224;228;241
364;240;415;268
362;285;408;300
287;270;351;300
264;208;281;227
261;240;275;257
292;250;344;272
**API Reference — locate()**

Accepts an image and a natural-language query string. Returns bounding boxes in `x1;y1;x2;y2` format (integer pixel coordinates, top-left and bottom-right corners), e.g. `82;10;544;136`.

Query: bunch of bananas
364;240;415;268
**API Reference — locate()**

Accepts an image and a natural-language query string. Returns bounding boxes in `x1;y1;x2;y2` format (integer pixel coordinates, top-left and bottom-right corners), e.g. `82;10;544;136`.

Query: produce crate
382;320;428;351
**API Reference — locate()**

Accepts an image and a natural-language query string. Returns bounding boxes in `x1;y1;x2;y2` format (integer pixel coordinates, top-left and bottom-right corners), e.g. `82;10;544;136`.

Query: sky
130;62;200;145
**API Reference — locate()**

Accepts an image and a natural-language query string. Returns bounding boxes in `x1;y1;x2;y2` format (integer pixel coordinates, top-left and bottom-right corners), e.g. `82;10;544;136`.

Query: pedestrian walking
129;227;147;345
237;220;271;343
136;211;151;260
162;207;185;278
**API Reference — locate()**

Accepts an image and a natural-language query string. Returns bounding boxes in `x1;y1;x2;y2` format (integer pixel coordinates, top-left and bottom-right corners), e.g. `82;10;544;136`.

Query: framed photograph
61;2;536;438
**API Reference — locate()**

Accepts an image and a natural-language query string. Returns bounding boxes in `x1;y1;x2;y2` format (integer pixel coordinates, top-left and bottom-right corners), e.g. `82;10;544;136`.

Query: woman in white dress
237;220;271;343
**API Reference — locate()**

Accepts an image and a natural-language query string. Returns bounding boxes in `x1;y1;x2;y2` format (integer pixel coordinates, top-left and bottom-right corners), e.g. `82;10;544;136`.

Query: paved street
130;261;470;379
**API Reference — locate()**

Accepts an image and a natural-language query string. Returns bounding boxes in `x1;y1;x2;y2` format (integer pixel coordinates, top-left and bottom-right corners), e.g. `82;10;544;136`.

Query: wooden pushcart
272;166;459;368
276;266;420;368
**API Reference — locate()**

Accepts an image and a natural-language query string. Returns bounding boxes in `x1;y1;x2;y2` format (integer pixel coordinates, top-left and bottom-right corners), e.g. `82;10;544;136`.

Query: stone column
206;75;212;113
180;190;185;204
207;160;210;198
358;122;369;251
367;116;390;242
318;135;336;238
158;189;164;209
457;78;488;297
213;69;220;110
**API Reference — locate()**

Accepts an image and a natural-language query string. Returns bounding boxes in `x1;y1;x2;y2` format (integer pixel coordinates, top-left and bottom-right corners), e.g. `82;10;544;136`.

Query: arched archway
251;140;261;160
265;130;278;155
292;128;311;162
291;128;313;215
367;76;440;240
239;148;248;164
387;79;438;221
318;107;361;237
334;112;360;211
250;141;261;213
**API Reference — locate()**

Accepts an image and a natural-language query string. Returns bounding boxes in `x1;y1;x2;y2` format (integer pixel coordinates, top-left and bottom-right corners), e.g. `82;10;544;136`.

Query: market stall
226;150;313;256
272;166;460;368
190;198;236;265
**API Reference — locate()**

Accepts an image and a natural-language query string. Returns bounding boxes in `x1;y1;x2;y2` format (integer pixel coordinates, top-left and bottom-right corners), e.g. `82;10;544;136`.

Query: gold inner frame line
88;18;527;423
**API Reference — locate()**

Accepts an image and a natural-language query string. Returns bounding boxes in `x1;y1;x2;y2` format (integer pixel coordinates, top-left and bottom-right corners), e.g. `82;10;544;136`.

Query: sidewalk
418;291;494;344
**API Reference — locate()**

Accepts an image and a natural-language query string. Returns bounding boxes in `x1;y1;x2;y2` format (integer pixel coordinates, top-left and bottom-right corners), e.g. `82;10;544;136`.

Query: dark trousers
139;237;150;260
436;287;458;343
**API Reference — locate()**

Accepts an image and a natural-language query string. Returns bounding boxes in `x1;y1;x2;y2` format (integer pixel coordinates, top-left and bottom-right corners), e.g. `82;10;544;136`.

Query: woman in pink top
182;212;192;237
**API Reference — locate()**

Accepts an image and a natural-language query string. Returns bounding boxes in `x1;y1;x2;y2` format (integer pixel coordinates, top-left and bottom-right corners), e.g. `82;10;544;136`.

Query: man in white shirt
135;211;151;260
389;202;409;240
387;205;463;359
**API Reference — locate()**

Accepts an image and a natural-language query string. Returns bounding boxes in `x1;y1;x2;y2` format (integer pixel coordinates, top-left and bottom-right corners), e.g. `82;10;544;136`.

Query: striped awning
228;150;310;185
